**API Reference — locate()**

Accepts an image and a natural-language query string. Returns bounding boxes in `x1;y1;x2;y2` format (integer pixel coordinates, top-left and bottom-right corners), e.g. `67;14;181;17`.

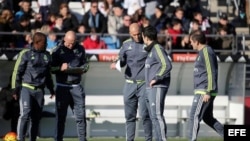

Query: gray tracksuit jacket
118;38;148;81
193;45;218;96
11;47;55;94
144;41;172;88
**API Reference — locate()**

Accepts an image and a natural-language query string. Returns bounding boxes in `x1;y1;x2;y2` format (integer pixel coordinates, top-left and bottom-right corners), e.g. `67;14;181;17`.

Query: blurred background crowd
0;0;248;54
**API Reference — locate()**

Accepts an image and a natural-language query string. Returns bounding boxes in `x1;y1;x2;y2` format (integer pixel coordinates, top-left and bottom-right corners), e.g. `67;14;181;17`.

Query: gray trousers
55;85;87;141
123;82;152;141
188;94;224;141
146;87;168;141
17;87;44;141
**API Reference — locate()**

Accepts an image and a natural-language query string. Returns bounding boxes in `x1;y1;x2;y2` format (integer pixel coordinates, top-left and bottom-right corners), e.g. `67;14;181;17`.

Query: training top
193;45;218;96
11;47;54;94
144;41;172;88
118;38;148;81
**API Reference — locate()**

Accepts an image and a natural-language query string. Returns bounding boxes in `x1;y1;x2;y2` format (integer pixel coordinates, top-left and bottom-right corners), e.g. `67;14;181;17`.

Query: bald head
129;23;141;42
64;30;76;49
129;23;140;33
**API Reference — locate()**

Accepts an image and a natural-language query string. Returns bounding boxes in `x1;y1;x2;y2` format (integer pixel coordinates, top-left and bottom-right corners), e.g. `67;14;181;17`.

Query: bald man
51;30;89;141
110;23;153;141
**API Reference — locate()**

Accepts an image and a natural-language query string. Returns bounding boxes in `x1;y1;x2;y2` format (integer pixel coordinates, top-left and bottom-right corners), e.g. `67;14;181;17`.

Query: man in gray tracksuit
11;32;55;141
188;30;224;141
142;25;172;141
110;23;152;141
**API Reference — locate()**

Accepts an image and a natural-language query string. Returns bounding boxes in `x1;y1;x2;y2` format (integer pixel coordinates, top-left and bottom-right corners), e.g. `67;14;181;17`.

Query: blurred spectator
149;4;169;33
190;11;213;35
59;2;79;32
52;15;65;37
35;0;51;24
46;13;56;30
167;18;182;49
107;2;123;36
0;8;15;48
216;13;236;36
31;13;43;30
157;28;169;50
101;0;115;17
131;5;144;26
180;35;192;50
183;0;202;20
39;24;52;35
46;31;58;51
11;14;31;48
172;7;190;33
81;0;107;33
15;0;36;22
140;15;150;27
49;0;69;15
117;14;131;44
189;19;200;33
24;32;33;48
213;26;233;55
77;24;86;44
144;0;157;18
82;29;107;49
123;0;145;16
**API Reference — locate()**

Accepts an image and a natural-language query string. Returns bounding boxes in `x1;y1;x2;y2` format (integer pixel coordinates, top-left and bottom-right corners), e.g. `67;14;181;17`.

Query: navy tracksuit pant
17;87;44;141
55;84;87;141
123;82;152;141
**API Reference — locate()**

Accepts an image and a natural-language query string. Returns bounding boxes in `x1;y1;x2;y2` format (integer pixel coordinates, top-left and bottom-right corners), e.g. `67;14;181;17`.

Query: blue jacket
118;38;148;81
145;41;172;88
51;41;89;84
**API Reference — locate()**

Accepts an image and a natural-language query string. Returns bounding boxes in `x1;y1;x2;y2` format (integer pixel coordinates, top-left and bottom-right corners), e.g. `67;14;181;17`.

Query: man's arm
11;49;29;97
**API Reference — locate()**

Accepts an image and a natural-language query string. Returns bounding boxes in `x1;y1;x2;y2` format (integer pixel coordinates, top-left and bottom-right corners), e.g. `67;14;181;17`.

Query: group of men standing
110;23;224;141
10;22;224;141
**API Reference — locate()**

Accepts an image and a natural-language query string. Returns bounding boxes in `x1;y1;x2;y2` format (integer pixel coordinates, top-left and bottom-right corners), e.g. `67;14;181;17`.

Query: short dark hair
189;30;206;44
142;25;158;41
33;32;47;43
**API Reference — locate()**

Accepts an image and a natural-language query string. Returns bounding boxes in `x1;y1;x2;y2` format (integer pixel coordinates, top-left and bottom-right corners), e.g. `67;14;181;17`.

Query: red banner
172;53;197;62
98;54;118;62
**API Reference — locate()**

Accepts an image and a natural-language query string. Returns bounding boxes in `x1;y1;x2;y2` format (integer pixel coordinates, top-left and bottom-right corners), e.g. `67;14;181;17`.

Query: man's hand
12;94;18;100
61;63;68;71
150;80;157;87
110;63;116;70
203;94;211;102
50;94;55;99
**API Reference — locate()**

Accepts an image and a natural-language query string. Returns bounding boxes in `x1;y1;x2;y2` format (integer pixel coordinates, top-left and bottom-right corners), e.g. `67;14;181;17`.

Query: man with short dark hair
142;25;172;141
188;30;224;141
11;32;55;141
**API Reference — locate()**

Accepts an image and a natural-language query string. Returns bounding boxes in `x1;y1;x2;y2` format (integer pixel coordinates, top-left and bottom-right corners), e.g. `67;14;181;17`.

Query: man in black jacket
51;30;89;141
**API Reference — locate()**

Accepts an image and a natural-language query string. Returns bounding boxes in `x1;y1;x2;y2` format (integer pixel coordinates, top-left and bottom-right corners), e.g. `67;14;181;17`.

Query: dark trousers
146;87;168;141
55;85;87;141
17;87;44;141
123;82;152;141
188;94;224;141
